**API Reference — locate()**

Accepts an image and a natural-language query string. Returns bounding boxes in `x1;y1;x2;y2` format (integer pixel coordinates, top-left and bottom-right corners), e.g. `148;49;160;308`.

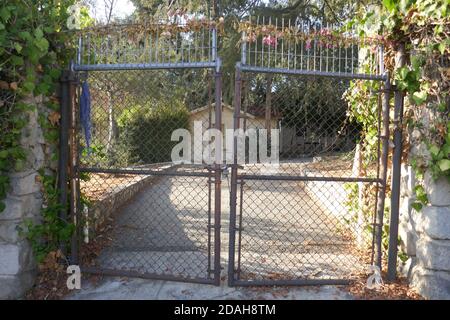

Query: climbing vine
349;0;449;187
343;0;449;260
0;1;91;262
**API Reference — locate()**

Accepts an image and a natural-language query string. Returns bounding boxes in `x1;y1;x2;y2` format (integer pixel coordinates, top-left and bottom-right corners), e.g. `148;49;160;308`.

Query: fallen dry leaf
0;80;9;90
48;111;61;126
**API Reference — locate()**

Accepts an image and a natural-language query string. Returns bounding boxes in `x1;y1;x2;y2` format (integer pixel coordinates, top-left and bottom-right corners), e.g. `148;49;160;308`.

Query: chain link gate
227;18;391;286
63;16;397;287
68;22;223;285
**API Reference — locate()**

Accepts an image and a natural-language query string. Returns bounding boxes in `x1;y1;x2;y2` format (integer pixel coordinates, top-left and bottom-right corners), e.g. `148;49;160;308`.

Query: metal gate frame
65;27;224;286
58;19;406;287
227;60;392;287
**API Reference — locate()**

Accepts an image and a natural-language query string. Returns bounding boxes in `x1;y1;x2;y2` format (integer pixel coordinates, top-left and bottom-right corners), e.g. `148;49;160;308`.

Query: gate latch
221;165;229;180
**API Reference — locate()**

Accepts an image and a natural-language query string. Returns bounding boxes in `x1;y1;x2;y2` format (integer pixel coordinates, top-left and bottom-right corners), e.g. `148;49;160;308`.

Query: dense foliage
119;101;190;164
0;1;87;261
344;0;449;259
348;0;449;190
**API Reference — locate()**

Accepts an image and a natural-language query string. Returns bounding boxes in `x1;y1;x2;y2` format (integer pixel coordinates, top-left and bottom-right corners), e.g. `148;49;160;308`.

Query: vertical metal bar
207;170;212;276
228;64;242;286
241;31;247;65
207;71;213;276
387;86;404;280
387;42;406;281
374;72;391;269
77;36;82;65
213;57;222;286
371;91;383;265
379;45;385;75
69;72;79;264
59;70;72;256
236;177;244;280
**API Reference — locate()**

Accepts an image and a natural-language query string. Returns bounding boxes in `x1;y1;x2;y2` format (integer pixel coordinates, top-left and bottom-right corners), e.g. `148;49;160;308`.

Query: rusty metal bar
387;42;407;281
77;166;210;177
81;267;216;285
239;174;382;183
59;70;72;256
387;86;404;281
213;59;223;286
375;73;391;269
228;64;242;286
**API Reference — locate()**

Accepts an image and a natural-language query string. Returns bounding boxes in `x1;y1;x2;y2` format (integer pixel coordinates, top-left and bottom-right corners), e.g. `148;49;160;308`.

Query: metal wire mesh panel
229;70;384;285
80;172;216;281
78;69;214;170
233;178;377;283
75;68;220;283
76;19;218;68
239;16;384;78
236;73;381;179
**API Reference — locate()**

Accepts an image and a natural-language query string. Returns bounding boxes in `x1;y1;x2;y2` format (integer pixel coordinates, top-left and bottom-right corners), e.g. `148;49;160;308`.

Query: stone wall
0;95;49;299
398;165;450;299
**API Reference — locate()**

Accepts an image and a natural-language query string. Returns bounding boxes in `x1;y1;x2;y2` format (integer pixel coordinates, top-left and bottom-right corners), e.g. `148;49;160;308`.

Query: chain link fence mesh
230;72;382;283
76;69;219;282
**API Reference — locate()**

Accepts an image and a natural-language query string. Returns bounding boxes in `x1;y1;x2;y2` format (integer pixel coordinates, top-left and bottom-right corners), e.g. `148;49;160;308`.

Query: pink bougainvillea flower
305;39;312;50
320;28;331;36
263;35;277;48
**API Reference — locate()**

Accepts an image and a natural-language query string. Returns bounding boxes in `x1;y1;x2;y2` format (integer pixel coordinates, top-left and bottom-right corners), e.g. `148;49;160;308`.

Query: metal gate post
387;86;404;280
387;42;406;281
228;64;242;286
213;58;222;286
375;73;391;269
68;66;80;266
59;70;75;256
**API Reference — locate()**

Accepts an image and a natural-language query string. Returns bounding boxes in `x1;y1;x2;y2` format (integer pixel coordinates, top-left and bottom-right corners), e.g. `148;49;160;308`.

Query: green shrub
119;100;190;164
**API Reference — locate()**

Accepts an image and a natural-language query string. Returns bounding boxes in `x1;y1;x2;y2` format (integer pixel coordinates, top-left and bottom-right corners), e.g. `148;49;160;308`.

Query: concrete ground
67;276;354;300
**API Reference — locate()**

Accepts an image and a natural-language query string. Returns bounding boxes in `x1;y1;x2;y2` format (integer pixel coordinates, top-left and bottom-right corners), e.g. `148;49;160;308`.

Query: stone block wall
0;95;48;299
398;165;450;299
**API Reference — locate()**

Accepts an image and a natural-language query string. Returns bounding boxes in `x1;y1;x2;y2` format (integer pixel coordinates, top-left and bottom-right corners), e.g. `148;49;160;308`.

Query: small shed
189;102;279;134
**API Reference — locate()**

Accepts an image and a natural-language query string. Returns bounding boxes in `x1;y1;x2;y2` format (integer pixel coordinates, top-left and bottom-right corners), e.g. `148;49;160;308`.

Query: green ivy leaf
411;202;423;211
0;7;11;22
438;159;450;172
429;144;440;157
13;42;22;53
438;43;446;55
412;91;428;105
34;28;44;39
35;38;49;52
22;81;35;93
383;0;398;13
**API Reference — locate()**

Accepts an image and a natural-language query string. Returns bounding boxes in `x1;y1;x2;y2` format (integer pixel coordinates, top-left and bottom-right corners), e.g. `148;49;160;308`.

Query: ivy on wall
0;1;90;262
344;0;449;259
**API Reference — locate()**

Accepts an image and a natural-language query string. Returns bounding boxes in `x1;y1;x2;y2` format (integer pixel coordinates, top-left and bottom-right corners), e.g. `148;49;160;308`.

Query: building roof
190;102;279;119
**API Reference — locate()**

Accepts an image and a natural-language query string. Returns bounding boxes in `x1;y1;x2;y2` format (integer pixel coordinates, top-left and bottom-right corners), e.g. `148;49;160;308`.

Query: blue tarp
80;81;91;152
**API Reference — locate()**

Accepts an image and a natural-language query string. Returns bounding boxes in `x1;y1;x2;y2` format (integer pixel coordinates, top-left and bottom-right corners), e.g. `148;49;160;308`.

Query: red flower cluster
262;35;277;48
